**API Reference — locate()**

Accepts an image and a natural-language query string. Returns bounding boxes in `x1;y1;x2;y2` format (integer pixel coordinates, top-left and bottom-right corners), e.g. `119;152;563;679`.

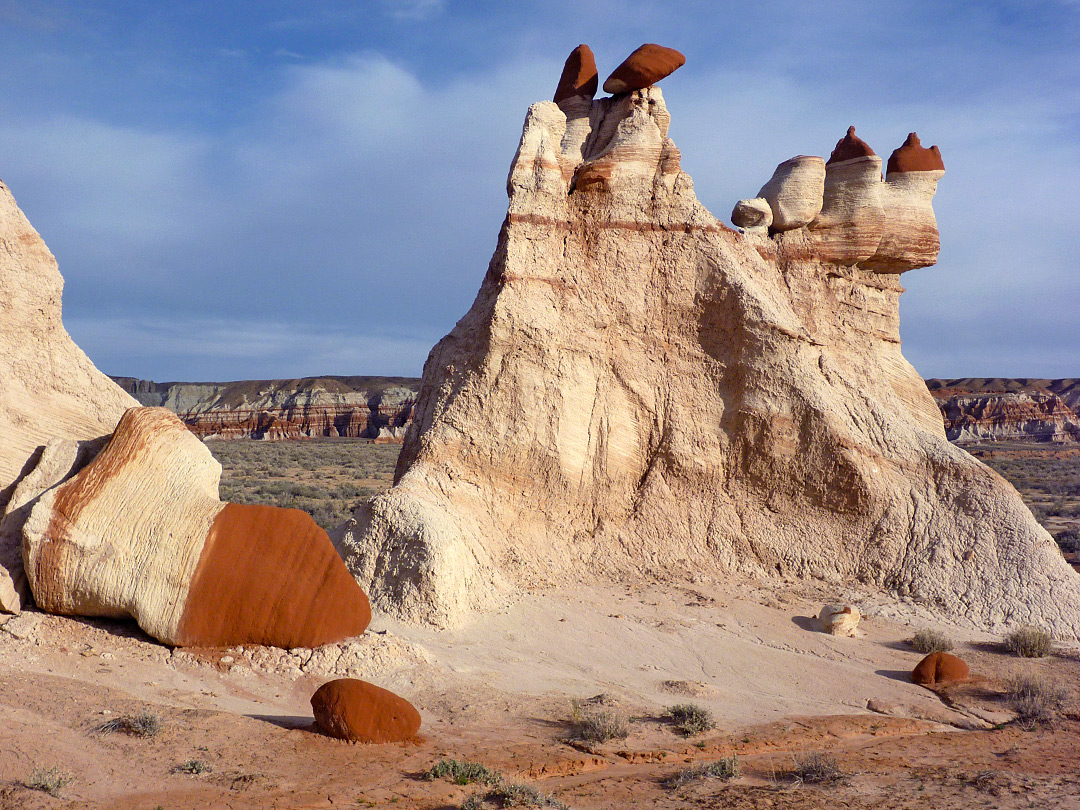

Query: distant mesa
553;44;598;104
311;678;422;743
826;125;877;164
887;132;945;174
602;43;685;94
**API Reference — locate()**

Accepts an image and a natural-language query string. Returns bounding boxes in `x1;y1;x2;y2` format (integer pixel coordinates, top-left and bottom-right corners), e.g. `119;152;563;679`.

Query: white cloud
379;0;445;22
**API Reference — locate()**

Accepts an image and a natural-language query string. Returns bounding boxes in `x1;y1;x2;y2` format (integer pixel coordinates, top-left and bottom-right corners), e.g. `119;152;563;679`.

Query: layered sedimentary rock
24;407;370;647
0;179;136;500
111;376;418;441
311;678;422;743
0;179;137;611
336;57;1080;637
754;155;825;232
927;378;1080;444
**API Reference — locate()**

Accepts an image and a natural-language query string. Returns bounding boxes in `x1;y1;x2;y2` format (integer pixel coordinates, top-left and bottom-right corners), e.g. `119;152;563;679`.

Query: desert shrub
665;703;717;736
1055;528;1080;554
425;758;502;786
26;767;72;796
1004;626;1053;658
567;700;629;743
664;756;740;788
484;782;568;808
1008;673;1069;729
789;752;844;784
911;629;954;654
173;759;211;775
97;710;162;737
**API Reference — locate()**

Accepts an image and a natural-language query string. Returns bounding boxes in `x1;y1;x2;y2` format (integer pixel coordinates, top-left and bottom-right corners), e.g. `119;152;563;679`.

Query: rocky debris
23;406;370;647
887;132;945;174
602;43;685;94
111;375;418;441
730;197;772;231
311;678;422;743
0;179;135;511
818;604;861;637
926;378;1080;444
338;55;1080;638
553;44;598;104
755;155;825;232
912;652;970;687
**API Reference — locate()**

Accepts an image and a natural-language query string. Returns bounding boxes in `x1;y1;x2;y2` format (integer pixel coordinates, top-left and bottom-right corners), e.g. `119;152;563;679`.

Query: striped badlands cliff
111;376;419;441
337;45;1080;638
927;378;1080;444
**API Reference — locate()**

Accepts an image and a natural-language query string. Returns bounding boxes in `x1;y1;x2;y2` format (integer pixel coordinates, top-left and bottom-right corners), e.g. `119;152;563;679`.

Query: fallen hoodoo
24;407;371;647
311;678;422;743
0;178;137;612
336;48;1080;636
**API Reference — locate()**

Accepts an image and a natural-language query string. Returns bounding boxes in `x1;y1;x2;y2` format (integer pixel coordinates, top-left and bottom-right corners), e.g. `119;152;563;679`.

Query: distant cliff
109;375;1077;445
927;378;1080;444
110;376;420;441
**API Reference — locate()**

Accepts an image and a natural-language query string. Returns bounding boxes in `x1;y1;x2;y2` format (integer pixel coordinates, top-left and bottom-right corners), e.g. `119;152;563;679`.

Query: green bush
567;700;629;743
664;756;739;787
1004;626;1053;658
790;752;844;784
425;758;502;786
1008;673;1068;729
26;767;72;796
665;703;717;736
910;629;954;654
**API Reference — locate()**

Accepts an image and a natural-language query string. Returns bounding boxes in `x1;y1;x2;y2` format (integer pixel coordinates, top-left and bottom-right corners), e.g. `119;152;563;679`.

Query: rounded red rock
311;678;421;743
886;132;944;174
912;652;970;686
826;126;876;164
602;43;685;95
554;44;598;104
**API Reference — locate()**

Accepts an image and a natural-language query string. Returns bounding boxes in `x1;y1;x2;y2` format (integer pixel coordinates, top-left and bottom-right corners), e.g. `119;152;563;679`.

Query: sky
1;0;1077;382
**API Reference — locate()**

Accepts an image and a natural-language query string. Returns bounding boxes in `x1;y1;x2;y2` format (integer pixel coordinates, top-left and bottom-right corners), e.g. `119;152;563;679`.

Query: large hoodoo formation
337;43;1080;636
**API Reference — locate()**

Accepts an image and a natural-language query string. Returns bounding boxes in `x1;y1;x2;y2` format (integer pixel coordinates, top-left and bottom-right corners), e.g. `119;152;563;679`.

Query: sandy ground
1;577;1078;809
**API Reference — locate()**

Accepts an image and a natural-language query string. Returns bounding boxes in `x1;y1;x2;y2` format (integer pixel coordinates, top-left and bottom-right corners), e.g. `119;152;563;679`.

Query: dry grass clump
425;758;502;786
665;703;716;736
462;782;569;809
25;766;72;796
1003;626;1053;658
97;710;162;737
1008;673;1069;729
567;699;629;743
789;752;845;784
910;628;954;654
172;759;211;775
663;756;740;788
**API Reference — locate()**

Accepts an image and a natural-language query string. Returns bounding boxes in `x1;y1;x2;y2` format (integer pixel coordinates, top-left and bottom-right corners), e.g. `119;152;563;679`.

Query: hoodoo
337;50;1080;637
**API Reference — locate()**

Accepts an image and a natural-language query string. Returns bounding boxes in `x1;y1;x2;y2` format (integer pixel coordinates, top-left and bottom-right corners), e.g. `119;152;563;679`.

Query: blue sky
1;0;1077;381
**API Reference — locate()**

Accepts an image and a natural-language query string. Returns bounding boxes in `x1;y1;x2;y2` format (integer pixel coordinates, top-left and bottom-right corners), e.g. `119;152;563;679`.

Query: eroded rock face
0;179;137;611
23;407;371;647
602;43;685;94
311;678;421;743
912;652;970;686
756;155;825;232
927;378;1080;443
336;70;1080;638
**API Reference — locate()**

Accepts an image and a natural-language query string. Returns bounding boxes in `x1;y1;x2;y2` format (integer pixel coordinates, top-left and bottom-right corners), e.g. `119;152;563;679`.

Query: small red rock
886;132;944;174
311;678;421;743
602;43;685;95
826;126;876;165
554;44;598;104
912;652;970;686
